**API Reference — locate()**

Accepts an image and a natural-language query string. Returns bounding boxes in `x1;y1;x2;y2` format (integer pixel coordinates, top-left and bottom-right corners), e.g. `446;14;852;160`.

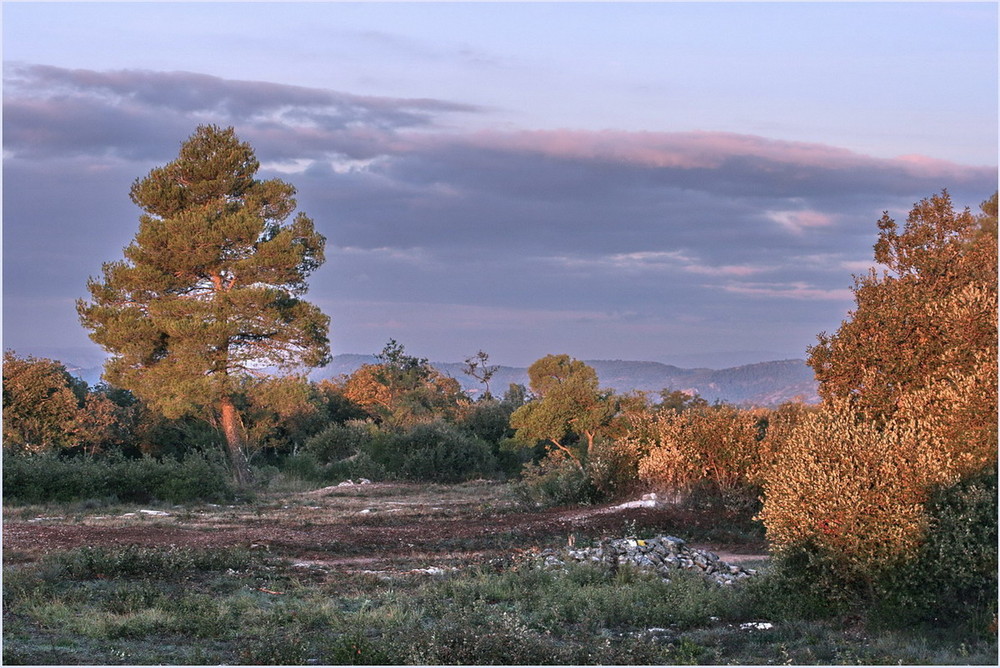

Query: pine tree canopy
78;125;330;421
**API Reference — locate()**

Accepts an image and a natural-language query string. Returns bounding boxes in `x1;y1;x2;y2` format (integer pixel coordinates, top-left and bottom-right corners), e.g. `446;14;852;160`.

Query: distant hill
314;355;819;406
57;351;818;406
62;363;105;388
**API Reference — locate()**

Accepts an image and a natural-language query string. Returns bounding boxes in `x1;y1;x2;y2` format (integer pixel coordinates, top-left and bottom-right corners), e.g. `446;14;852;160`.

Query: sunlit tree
509;354;617;470
2;351;87;451
807;190;997;470
339;340;466;427
78;126;329;482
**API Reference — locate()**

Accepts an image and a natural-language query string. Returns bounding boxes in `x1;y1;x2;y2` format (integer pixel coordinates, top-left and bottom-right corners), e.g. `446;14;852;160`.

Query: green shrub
2;451;234;504
682;478;763;519
395;422;497;483
49;545;260;580
279;450;329;482
458;400;514;444
155;453;236;503
302;422;371;464
739;544;861;620
875;466;998;633
512;449;596;507
295;420;500;484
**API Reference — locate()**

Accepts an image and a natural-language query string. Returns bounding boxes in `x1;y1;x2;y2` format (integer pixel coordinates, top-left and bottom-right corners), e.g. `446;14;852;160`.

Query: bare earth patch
2;482;769;570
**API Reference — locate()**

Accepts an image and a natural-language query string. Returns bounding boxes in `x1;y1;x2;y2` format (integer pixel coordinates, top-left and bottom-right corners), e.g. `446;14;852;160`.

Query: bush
512;449;596;507
585;436;642;500
301;421;371;464
49;545;259;580
2;451;235;504
875;466;998;633
281;421;499;484
757;404;958;581
634;406;764;502
458;400;514;444
394;421;497;483
744;541;868;620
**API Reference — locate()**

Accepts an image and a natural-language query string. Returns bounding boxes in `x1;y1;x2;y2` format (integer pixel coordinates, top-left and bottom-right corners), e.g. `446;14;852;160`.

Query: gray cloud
4;65;996;365
3;64;480;161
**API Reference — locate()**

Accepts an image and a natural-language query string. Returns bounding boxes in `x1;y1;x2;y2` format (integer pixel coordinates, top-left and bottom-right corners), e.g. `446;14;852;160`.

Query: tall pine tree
78;125;330;483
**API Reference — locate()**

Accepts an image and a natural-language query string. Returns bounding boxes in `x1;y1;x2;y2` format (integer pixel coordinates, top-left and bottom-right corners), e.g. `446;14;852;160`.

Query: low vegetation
3;484;996;665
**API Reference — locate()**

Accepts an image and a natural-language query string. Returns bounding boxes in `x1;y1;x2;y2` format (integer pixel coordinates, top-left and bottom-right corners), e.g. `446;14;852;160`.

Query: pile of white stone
538;534;758;586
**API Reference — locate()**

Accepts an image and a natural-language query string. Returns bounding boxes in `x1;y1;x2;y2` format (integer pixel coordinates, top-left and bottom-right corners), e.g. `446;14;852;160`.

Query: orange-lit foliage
338;363;466;427
757;402;960;572
340;364;395;416
807;190;997;435
2;351;131;456
762;192;998;575
631;405;765;498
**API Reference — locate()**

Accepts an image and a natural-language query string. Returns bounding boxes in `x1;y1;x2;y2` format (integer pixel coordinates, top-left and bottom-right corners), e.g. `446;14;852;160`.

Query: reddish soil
3;486;769;569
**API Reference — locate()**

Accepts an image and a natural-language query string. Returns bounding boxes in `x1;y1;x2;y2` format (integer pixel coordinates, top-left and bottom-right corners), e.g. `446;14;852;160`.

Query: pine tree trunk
219;394;252;485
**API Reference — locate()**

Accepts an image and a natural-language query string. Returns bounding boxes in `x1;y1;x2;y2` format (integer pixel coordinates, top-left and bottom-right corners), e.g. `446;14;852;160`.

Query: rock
635;555;656;568
535;533;759;586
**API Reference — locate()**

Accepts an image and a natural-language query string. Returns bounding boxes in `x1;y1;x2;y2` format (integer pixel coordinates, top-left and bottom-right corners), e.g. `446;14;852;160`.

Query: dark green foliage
133;409;220;458
757;464;999;636
875;467;998;633
239;628;393;665
393;421;498;483
302;422;371;464
458;400;514;444
2;451;234;504
278;419;504;485
682;479;763;519
457;400;523;477
512;448;597;507
739;545;858;621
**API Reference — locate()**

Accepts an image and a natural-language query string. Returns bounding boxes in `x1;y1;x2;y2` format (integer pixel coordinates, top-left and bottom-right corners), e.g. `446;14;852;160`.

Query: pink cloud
719;281;854;301
404;129;994;184
564;251;773;277
768;209;836;233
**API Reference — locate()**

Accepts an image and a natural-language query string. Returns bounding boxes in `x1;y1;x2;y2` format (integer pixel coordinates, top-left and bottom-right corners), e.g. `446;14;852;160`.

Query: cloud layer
4;65;996;366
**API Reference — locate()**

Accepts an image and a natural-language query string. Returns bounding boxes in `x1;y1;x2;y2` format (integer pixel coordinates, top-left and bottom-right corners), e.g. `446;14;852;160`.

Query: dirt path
2;483;769;568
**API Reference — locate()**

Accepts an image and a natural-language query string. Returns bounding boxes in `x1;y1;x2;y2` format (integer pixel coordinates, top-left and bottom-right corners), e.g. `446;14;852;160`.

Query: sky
2;1;997;371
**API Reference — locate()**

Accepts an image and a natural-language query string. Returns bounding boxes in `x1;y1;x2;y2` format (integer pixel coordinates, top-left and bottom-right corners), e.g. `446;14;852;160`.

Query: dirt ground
2;482;769;570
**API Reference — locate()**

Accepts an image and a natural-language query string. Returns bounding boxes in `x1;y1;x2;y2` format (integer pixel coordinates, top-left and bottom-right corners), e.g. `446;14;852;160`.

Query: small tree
463;350;500;400
340;340;466;427
78;126;330;483
760;191;999;600
657;389;709;413
2;351;87;451
509;354;616;471
634;404;765;502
